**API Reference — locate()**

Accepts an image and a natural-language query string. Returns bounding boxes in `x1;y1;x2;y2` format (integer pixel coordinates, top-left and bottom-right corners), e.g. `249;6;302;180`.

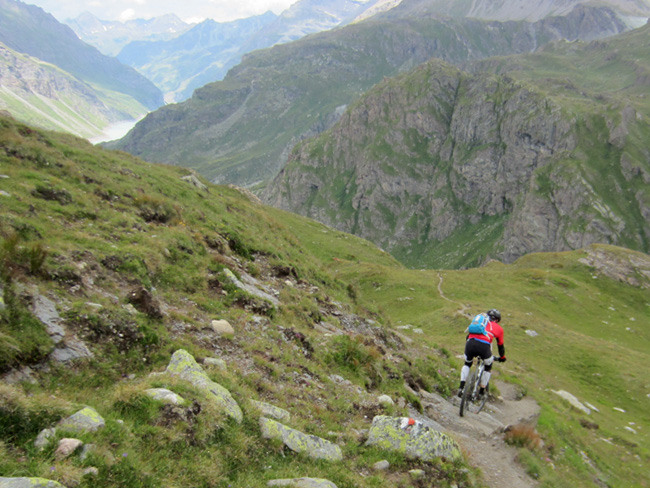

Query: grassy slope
0;116;648;487
0;44;150;139
334;250;650;487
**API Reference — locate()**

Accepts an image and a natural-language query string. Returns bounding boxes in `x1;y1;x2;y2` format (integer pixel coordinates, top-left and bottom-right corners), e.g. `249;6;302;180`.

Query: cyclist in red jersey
457;309;506;398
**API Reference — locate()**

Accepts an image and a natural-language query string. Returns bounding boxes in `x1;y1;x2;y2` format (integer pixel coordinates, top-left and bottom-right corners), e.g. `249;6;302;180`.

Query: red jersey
468;320;504;345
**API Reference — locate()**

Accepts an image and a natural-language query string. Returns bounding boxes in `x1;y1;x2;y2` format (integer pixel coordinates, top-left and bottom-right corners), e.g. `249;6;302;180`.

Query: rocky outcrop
165;349;243;422
222;269;280;306
365;416;461;461
578;245;650;288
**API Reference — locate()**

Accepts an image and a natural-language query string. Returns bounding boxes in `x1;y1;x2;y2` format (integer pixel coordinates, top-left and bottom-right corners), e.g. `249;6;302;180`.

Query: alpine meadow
1;0;650;488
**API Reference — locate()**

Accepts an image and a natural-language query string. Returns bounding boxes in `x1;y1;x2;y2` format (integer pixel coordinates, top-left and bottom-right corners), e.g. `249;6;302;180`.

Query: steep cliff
264;26;650;268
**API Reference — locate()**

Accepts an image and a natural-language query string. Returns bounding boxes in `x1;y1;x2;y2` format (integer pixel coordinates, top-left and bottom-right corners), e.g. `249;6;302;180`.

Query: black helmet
487;309;501;323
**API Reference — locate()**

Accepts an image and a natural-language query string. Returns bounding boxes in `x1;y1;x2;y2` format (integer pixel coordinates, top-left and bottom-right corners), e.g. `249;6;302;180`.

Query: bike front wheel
476;382;489;413
459;370;478;417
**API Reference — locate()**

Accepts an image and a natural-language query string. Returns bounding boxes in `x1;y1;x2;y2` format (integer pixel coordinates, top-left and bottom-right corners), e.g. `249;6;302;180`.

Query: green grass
1;115;649;487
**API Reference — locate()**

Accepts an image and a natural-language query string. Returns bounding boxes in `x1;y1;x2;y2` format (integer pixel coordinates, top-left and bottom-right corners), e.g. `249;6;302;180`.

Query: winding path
437;273;471;318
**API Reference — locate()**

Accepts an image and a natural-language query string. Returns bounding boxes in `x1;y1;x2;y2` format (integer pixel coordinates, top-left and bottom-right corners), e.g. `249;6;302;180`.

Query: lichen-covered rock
377;395;394;408
365;416;461;461
34;428;56;450
203;358;227;369
268;478;338;488
252;400;290;421
166;349;242;423
57;407;105;434
260;417;342;461
144;388;185;405
0;478;66;488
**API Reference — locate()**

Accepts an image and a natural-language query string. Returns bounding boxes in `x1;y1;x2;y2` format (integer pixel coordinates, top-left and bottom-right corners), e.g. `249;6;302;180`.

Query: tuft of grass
134;195;180;224
504;423;544;451
0;280;54;372
0;384;67;446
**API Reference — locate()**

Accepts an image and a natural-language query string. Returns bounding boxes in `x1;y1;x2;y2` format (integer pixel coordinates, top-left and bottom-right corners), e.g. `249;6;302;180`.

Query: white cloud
24;0;299;22
118;8;136;21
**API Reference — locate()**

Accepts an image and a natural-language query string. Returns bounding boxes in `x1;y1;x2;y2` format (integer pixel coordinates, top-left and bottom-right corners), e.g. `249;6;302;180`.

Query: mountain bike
459;356;496;416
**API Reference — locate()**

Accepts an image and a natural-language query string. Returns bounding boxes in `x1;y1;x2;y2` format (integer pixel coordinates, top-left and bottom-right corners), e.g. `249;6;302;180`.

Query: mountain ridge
0;0;164;111
263;24;650;268
110;4;628;186
66;12;195;57
379;0;650;22
117;12;278;103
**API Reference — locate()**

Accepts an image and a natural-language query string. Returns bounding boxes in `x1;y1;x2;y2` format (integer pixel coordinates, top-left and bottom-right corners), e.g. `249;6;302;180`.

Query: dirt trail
411;381;540;487
437;273;471;318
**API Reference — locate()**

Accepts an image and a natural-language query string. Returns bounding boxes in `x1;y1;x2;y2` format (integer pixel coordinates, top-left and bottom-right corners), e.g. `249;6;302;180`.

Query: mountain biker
457;309;506;398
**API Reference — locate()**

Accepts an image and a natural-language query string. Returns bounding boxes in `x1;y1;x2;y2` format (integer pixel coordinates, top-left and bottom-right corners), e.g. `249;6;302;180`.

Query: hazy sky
23;0;301;23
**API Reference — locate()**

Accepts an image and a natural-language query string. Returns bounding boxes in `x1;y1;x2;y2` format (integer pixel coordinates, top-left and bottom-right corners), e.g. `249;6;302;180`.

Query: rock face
265;38;650;268
165;349;243;423
365;416;461;461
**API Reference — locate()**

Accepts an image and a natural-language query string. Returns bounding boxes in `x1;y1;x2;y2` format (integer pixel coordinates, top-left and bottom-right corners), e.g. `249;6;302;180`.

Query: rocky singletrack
431;273;541;486
411;380;541;487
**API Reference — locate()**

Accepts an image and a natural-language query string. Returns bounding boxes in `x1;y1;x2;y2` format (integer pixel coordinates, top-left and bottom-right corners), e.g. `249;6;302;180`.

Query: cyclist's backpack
468;313;489;335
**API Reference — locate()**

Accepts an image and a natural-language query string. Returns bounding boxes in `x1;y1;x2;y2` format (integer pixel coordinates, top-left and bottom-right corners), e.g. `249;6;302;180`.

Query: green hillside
0;43;149;139
1;115;649;487
0;0;163;111
265;24;650;269
110;6;625;187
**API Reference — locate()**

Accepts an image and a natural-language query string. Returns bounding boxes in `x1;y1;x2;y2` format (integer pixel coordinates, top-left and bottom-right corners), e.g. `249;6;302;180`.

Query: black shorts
464;339;493;365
